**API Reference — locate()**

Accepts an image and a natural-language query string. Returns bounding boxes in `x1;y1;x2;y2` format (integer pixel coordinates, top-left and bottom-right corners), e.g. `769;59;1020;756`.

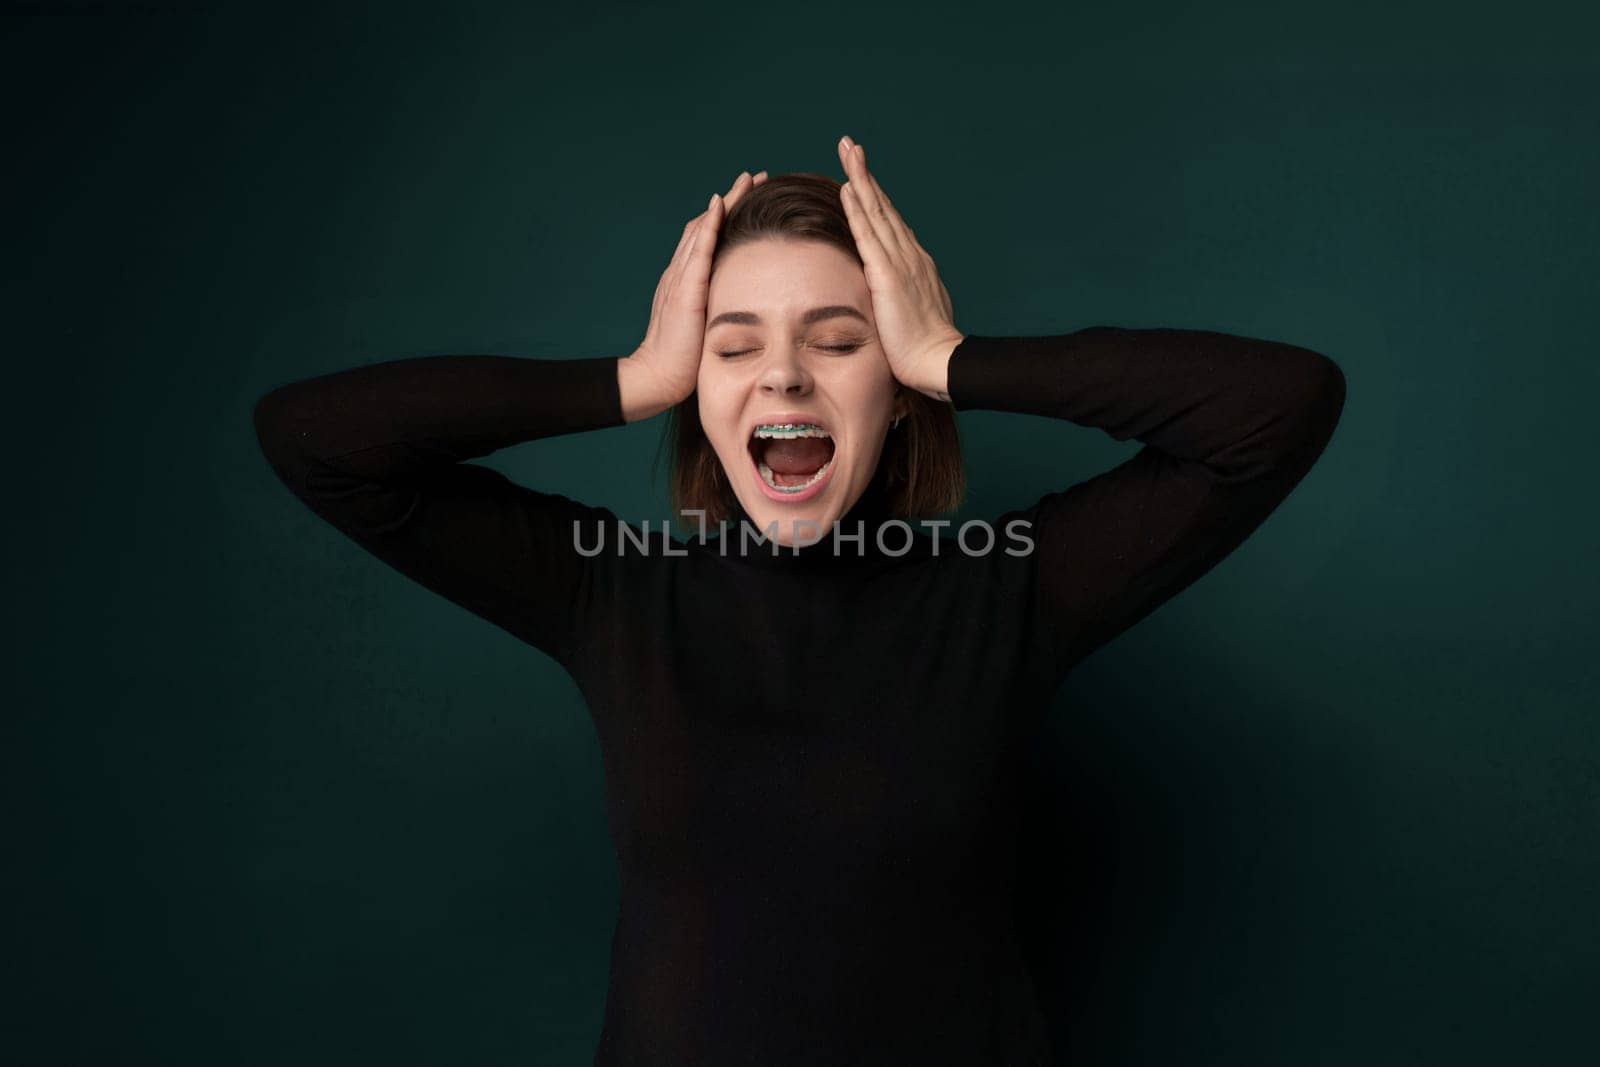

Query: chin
737;480;850;546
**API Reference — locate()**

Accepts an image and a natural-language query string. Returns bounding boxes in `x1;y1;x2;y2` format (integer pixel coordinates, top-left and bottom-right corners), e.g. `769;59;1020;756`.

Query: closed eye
716;343;862;358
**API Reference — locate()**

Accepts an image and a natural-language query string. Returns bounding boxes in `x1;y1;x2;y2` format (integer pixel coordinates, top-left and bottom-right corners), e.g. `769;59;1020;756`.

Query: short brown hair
661;172;965;527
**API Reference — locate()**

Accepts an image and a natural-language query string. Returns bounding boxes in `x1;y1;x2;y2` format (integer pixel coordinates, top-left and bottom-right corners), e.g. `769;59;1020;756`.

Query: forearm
253;352;631;665
945;326;1345;479
253;353;626;487
985;327;1346;675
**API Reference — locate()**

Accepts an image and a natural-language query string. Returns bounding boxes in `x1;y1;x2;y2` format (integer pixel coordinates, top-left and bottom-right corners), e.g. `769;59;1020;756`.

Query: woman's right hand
623;170;768;416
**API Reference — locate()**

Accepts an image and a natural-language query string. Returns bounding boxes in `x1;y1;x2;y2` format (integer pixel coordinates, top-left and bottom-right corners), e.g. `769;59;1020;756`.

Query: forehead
709;238;865;312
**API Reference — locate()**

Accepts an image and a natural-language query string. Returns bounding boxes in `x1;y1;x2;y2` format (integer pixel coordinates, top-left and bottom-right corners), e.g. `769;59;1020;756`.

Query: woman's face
698;237;905;546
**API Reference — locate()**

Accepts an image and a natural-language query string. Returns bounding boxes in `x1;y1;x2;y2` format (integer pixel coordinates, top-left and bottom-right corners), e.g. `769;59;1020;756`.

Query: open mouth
748;422;836;494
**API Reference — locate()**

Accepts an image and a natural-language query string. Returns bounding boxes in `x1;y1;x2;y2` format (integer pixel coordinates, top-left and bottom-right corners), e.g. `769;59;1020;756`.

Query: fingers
667;191;725;311
653;192;713;313
689;165;768;268
670;171;738;276
859;146;921;256
839;180;896;280
667;208;703;271
837;136;914;263
657;204;706;307
671;192;720;299
721;171;752;212
691;193;722;265
723;169;771;210
660;168;765;309
837;137;892;256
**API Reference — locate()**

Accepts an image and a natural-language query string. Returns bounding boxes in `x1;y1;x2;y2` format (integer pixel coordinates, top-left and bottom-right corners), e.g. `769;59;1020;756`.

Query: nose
757;341;813;397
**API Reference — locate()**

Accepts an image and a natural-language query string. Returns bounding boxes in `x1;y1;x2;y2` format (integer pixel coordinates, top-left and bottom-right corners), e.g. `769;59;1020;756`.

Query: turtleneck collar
715;472;907;570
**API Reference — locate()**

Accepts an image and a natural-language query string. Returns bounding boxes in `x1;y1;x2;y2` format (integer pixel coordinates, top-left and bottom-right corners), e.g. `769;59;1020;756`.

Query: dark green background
8;1;1596;1062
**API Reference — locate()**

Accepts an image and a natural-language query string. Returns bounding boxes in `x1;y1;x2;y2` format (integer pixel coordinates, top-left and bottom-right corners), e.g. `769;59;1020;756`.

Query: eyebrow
705;305;870;330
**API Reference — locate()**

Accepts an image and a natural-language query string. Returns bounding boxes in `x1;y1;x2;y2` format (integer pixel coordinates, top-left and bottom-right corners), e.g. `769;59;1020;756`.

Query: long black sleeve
946;326;1346;674
252;354;626;666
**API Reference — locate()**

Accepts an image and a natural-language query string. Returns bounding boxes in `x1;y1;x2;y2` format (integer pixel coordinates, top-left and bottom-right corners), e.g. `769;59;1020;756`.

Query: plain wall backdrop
7;0;1596;1062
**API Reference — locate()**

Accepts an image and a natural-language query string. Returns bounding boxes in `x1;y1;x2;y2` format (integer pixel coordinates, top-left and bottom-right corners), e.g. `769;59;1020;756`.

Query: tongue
764;437;832;475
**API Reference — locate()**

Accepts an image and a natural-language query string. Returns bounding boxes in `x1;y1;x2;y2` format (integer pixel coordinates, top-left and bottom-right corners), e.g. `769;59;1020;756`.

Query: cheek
695;390;737;453
697;353;741;400
826;368;897;417
694;364;722;411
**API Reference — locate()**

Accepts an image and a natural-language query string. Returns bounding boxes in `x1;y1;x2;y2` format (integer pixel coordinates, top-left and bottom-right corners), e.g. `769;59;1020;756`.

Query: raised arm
945;326;1347;673
252;353;632;666
826;137;1345;675
253;170;772;666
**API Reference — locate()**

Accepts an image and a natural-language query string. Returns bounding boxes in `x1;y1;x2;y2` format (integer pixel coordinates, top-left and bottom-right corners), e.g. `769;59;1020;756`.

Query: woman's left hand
836;135;964;401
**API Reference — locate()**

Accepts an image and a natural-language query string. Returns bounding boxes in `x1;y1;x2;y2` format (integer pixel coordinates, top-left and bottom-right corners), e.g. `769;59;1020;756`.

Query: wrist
903;330;964;402
618;353;690;423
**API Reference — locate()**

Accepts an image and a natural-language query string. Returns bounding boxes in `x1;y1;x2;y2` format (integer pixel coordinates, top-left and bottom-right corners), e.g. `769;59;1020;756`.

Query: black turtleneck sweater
252;327;1346;1065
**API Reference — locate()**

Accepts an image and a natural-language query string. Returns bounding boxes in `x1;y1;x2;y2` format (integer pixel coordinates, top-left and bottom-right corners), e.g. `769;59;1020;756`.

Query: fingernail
708;193;717;210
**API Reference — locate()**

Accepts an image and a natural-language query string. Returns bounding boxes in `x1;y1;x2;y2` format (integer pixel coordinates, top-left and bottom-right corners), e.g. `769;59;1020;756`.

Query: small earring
892;414;903;430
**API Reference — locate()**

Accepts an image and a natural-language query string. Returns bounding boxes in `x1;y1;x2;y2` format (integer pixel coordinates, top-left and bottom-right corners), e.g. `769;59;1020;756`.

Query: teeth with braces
758;455;834;492
752;423;830;439
751;423;834;492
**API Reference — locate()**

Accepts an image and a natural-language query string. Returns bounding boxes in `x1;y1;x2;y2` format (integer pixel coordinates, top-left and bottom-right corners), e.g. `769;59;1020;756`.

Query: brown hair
660;171;965;527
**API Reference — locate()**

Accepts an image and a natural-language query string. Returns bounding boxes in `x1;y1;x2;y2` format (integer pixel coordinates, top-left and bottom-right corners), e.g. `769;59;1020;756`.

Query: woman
254;135;1346;1065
